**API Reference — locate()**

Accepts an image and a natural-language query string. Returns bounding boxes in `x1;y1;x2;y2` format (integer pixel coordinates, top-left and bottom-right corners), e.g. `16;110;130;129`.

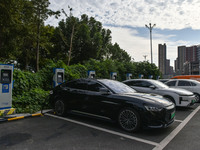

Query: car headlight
144;105;163;112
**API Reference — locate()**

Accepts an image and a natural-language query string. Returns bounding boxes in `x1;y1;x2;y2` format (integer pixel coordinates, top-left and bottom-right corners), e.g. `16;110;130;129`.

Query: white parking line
46;113;159;147
153;105;200;150
174;119;183;123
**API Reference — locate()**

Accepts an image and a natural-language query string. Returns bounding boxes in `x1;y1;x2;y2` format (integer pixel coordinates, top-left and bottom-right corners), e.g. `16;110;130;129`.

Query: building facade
158;43;174;78
176;45;199;75
158;43;166;75
177;46;186;75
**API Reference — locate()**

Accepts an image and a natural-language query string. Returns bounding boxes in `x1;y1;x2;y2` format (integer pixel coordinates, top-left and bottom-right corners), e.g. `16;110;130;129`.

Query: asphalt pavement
0;104;199;150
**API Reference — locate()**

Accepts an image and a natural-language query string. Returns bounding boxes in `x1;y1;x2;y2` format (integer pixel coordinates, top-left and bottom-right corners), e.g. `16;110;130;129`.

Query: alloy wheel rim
55;100;64;115
194;94;199;102
119;109;137;131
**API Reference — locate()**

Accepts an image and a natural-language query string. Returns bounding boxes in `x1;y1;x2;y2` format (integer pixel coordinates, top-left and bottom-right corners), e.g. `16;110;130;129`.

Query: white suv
165;79;200;102
123;79;196;107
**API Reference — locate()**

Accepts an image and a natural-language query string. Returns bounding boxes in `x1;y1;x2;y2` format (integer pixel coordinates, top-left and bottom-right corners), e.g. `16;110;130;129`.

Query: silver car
165;79;200;102
123;79;196;107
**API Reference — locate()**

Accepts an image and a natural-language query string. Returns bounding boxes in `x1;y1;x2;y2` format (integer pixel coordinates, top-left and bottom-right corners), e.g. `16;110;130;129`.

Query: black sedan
49;78;175;132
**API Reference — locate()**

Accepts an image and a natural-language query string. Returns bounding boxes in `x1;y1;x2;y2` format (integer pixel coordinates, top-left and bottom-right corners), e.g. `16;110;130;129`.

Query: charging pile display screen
1;70;11;84
57;73;63;83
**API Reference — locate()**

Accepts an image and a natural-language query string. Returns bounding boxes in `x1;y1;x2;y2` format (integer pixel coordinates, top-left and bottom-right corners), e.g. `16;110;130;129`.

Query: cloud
46;0;200;67
48;0;200;30
107;25;190;66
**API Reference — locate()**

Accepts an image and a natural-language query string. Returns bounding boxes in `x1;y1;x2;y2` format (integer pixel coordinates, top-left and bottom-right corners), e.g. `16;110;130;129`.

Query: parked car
49;78;175;132
165;79;200;102
171;75;200;82
123;79;196;107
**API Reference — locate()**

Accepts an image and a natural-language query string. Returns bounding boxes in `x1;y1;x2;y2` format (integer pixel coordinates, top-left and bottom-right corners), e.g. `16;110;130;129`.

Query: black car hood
119;92;173;107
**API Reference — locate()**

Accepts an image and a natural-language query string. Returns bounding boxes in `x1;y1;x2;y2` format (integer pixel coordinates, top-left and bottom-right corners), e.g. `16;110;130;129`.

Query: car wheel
194;93;200;102
55;99;66;116
118;108;140;132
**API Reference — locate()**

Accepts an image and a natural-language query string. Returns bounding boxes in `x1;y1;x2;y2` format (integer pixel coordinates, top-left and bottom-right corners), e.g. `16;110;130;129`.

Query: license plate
171;111;175;119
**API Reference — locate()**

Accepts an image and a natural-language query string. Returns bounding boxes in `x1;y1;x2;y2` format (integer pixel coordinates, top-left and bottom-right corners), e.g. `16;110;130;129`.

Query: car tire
55;99;67;116
118;108;140;132
194;93;200;102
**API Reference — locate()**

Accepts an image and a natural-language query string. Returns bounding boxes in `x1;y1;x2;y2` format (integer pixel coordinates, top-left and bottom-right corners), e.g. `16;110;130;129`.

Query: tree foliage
0;1;162;113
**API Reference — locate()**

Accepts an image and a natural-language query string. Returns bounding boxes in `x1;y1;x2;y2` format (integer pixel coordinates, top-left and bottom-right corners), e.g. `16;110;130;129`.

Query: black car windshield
151;80;169;89
99;79;136;94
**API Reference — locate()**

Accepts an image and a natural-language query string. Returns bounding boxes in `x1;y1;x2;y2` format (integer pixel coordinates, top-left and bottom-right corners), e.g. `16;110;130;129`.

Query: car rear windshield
99;79;136;94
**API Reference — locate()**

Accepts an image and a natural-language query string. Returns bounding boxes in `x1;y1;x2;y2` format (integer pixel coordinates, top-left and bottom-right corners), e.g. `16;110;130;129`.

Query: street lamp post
145;23;156;64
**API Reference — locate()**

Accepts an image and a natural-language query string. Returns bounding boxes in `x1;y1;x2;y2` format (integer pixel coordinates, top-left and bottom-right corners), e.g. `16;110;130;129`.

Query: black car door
81;80;120;119
60;79;88;111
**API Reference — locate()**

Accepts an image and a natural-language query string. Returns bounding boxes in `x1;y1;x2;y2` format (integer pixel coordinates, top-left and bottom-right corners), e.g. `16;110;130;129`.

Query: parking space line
153;105;200;150
174;119;183;123
46;113;159;147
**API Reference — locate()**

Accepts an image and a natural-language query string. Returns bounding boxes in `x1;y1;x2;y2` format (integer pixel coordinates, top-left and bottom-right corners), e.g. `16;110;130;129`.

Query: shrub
12;60;87;113
13;88;49;113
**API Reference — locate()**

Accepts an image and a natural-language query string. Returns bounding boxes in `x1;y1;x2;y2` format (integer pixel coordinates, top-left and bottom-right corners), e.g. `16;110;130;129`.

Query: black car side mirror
99;88;111;95
149;85;156;89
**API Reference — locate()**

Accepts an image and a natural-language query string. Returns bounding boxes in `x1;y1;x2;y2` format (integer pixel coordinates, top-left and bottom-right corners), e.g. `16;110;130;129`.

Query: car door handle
102;101;118;105
71;90;77;92
63;88;70;91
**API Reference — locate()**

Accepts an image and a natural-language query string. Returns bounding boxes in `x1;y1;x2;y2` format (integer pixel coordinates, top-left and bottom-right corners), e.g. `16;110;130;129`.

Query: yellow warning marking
7;108;15;115
32;113;42;117
0;108;15;117
8;116;24;121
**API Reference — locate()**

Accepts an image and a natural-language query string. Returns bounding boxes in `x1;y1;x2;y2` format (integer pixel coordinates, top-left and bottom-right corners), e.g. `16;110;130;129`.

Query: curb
0;113;43;123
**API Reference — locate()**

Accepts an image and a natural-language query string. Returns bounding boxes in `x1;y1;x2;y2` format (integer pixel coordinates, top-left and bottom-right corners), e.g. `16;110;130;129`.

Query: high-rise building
177;46;186;74
158;43;166;75
174;59;177;73
197;45;200;61
186;46;197;62
166;59;170;75
176;45;198;75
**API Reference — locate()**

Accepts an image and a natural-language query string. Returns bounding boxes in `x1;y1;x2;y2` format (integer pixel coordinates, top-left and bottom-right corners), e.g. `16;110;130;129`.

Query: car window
178;81;191;86
87;81;104;92
190;82;196;86
75;80;88;90
125;81;143;87
60;80;76;88
166;81;176;86
99;79;136;94
64;79;87;90
140;81;152;88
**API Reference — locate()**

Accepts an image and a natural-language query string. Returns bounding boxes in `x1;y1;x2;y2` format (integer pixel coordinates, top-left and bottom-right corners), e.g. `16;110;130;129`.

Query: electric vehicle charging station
149;75;153;79
88;70;95;78
126;73;132;80
139;74;143;79
110;72;117;80
53;68;65;88
0;64;15;116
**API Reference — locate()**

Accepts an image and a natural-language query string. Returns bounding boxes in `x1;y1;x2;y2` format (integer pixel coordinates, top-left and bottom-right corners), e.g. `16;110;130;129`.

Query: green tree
0;0;25;61
134;61;161;79
107;43;131;63
31;0;60;71
52;14;113;65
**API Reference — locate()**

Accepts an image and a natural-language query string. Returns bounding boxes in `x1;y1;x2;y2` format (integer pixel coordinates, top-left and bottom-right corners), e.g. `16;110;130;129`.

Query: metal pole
145;23;156;64
150;25;153;64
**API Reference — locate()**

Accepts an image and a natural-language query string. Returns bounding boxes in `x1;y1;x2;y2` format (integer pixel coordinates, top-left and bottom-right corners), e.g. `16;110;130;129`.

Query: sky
46;0;200;67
